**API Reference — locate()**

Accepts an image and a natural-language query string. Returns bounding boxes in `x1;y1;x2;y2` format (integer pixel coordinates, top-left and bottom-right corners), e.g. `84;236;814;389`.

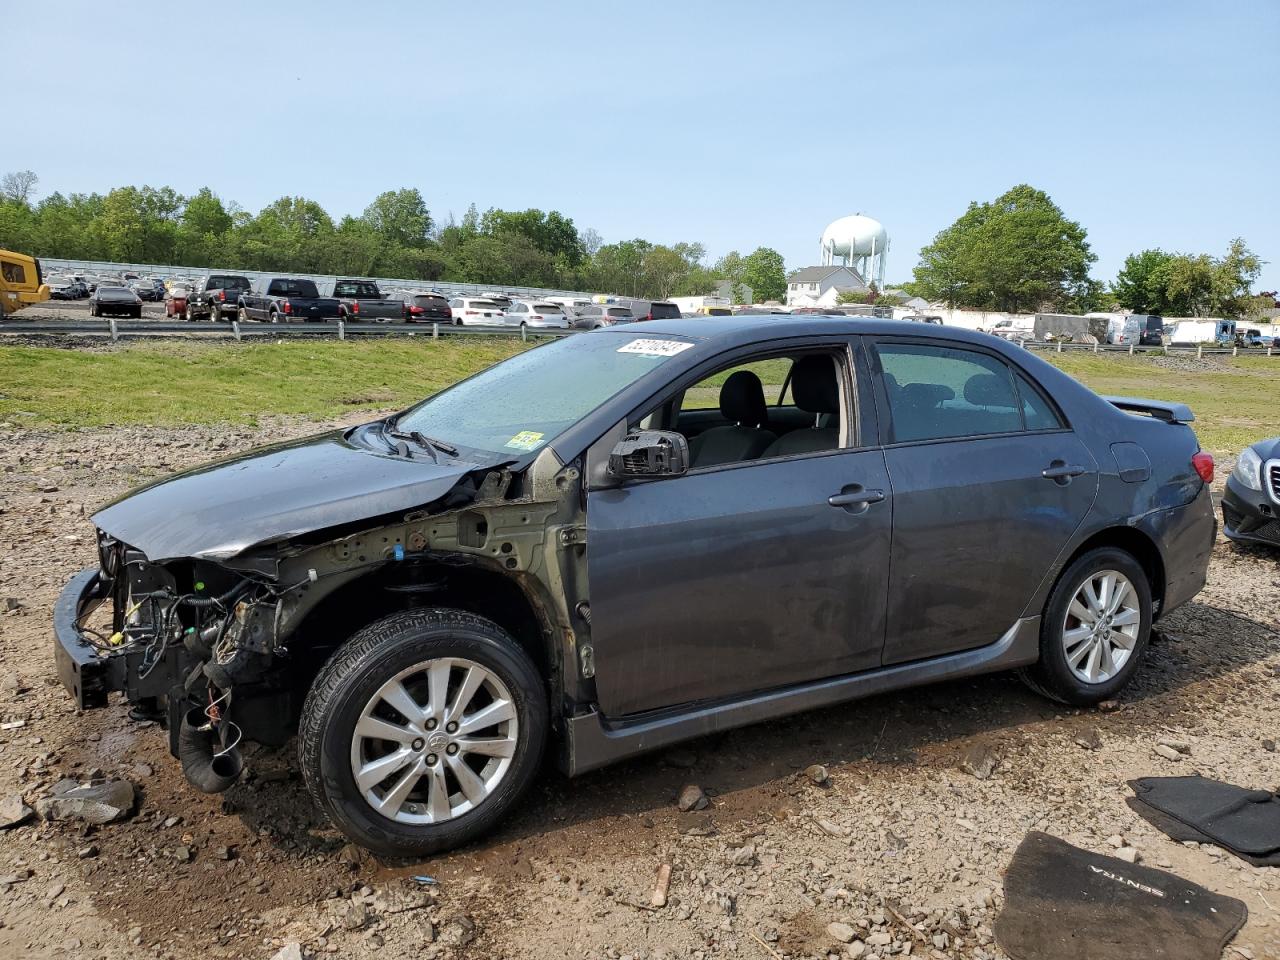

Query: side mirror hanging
607;430;689;480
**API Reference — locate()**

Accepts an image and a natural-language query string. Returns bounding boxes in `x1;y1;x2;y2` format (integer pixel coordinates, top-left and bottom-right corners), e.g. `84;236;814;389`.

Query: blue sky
12;0;1279;288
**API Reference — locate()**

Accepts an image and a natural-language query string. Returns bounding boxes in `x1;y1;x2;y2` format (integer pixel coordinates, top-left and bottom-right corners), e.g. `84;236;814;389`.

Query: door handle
828;487;886;509
1042;461;1088;482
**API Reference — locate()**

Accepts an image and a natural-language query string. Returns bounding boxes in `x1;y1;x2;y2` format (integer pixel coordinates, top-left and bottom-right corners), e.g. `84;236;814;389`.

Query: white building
785;266;868;308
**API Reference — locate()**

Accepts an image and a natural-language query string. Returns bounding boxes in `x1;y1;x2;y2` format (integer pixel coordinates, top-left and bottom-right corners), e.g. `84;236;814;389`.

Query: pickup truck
236;277;341;323
187;274;252;321
320;279;405;322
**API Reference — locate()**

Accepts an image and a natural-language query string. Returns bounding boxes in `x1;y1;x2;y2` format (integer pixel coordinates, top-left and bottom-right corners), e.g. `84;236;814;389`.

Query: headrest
901;382;954;408
719;370;769;427
963;373;1015;407
791;355;839;414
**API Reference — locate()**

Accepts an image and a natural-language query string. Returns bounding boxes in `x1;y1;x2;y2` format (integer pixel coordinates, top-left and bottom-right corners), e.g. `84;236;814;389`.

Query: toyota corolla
53;317;1216;856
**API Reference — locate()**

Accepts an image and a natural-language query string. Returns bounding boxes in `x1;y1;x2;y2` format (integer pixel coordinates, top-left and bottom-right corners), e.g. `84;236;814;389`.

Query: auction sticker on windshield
504;431;546;451
617;338;694;358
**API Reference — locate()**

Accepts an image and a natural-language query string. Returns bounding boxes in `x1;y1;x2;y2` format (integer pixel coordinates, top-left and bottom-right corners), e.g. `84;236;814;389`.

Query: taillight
1192;452;1214;483
410;305;422;314
218;290;225;302
465;310;479;315
283;301;292;315
531;314;542;320
352;301;359;314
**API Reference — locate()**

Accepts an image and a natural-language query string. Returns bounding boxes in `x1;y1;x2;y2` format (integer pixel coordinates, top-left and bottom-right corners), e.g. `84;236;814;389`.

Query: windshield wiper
384;423;459;462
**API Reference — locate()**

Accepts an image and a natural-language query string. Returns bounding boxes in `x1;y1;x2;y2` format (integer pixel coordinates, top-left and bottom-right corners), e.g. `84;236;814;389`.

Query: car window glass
2;262;26;283
1015;372;1062;430
877;343;1022;442
680;358;791;411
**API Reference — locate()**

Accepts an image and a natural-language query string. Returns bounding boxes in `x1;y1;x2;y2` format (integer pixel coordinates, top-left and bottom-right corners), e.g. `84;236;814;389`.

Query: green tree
912;184;1096;312
1209;239;1263;319
1112;249;1176;314
740;247;786;303
362;188;432;249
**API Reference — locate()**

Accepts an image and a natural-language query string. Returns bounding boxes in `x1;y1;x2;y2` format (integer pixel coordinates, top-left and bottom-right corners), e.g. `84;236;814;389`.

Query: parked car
1237;328;1266;348
985;319;1033;341
321;279;404;323
625;299;681;322
237;277;341;323
0;248;51;319
1221;437;1280;548
572;303;636;329
503;299;570;329
47;278;79;300
403;293;452;322
1131;314;1165;346
187;275;253;321
53;316;1215;856
447;297;505;325
88;285;143;318
165;284;193;319
902;314;944;324
130;280;159;302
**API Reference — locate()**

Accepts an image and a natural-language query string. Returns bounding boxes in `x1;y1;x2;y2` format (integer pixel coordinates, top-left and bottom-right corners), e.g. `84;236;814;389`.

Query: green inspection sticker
504;430;545;451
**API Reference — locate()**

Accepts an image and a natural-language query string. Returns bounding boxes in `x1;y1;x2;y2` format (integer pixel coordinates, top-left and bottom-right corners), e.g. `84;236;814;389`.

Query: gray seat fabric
689;371;777;468
761;355;840;458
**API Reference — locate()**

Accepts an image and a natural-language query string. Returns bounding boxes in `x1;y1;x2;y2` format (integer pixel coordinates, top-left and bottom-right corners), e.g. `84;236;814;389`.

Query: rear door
586;339;894;716
870;338;1098;664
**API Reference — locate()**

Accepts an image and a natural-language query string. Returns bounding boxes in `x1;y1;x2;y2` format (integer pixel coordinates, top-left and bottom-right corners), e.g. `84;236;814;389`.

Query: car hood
92;428;480;562
1251;436;1280;461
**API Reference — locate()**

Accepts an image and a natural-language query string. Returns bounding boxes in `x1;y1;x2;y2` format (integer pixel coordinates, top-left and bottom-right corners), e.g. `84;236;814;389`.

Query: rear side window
1014;372;1063;431
1;261;26;283
876;343;1025;442
607;308;634;318
649;302;680;319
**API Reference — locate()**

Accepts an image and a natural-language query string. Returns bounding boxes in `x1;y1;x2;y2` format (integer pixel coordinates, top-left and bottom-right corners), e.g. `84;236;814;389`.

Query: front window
394;334;693;456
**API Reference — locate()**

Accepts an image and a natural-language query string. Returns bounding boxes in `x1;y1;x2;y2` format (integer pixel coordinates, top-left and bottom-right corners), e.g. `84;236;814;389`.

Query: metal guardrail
0;319;575;341
0;321;1275;357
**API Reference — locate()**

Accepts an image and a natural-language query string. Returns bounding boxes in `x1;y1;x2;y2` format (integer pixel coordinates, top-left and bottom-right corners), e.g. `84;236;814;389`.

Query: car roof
598;314;998;348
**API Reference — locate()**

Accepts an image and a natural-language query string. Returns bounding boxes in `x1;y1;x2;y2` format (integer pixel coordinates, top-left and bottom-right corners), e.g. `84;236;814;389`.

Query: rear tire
238;307;249;324
209;305;221;323
299;608;547;857
1018;547;1152;705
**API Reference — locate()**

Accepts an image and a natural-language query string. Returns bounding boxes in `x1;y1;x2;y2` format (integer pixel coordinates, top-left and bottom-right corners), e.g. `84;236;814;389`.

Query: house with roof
785;265;868;307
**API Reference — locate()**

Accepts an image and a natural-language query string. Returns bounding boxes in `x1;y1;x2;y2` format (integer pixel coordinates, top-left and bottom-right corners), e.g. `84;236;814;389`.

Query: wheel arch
1050;525;1166;616
283;559;561;719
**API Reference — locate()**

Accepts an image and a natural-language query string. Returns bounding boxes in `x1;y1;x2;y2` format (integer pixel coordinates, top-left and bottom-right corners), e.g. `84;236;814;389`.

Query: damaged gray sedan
54;317;1216;856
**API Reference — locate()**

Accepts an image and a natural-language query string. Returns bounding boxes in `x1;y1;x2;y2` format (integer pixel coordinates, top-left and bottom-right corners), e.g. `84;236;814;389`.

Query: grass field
0;339;1276;453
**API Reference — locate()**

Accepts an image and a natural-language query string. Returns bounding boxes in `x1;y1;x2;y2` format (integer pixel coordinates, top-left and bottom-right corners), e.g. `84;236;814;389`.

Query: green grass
0;340;1276;455
0;339;530;427
1042;352;1280;454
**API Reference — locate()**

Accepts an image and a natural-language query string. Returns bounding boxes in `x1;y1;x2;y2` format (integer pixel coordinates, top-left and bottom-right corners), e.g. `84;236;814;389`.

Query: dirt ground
0;418;1277;960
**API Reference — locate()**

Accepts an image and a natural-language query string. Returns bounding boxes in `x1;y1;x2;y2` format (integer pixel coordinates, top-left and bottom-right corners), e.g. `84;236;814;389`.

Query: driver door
584;342;893;717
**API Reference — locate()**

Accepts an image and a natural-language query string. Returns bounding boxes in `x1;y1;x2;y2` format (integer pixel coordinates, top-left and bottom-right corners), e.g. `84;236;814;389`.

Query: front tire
299;608;547;857
1019;547;1151;705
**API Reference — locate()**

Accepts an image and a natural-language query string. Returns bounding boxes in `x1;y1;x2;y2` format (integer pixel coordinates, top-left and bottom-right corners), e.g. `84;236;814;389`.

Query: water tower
820;214;889;289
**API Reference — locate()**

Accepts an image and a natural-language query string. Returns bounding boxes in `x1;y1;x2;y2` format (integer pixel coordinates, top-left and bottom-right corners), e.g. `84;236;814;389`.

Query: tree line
0;172;788;302
906;183;1269;319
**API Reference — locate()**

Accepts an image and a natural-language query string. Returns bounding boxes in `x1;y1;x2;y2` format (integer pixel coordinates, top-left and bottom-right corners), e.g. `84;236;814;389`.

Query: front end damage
53;450;591;794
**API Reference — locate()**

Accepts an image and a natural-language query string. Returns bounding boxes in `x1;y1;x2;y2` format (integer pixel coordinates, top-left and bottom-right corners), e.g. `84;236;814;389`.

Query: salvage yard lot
1;339;1278;454
0;337;1278;959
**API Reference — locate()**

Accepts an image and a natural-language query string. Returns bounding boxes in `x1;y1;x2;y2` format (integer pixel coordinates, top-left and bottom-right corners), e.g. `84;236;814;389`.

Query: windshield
394;334;692;456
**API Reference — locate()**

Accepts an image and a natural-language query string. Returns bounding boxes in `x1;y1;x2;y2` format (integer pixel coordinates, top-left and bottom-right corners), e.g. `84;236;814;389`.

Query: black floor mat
994;832;1246;960
1129;776;1280;865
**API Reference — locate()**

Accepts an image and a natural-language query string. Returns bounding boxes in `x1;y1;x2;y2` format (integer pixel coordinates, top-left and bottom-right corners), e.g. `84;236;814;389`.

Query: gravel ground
0;420;1278;960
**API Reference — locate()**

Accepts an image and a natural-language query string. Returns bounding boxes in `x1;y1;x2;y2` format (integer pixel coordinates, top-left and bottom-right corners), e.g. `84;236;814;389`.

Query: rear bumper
1222;476;1280;547
1143;484;1217;617
53;567;121;710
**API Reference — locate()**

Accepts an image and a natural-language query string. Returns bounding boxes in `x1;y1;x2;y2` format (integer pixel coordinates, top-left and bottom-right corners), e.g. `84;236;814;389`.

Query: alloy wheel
1061;569;1140;684
349;657;519;825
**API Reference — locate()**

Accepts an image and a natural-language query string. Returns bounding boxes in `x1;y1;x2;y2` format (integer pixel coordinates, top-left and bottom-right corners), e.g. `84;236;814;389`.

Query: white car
447;297;506;325
504;299;570;329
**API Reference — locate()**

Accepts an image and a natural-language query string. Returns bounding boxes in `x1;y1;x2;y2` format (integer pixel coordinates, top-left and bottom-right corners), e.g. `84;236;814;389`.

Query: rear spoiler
1103;395;1195;424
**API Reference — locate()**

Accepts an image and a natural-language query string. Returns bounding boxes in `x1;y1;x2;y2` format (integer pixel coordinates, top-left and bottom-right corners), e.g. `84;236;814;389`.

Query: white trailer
1169;319;1235;345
